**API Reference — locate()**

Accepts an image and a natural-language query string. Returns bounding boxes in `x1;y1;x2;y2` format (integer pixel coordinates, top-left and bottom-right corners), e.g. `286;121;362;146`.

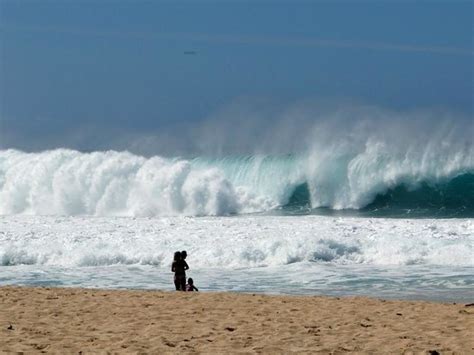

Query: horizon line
2;24;473;57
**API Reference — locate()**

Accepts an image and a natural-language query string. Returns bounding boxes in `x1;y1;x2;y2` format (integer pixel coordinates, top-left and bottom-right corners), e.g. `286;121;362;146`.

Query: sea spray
2;104;473;217
0;146;473;217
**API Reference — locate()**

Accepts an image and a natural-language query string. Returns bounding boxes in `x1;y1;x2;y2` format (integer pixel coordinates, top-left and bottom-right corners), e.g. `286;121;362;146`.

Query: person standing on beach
171;251;188;291
180;250;189;289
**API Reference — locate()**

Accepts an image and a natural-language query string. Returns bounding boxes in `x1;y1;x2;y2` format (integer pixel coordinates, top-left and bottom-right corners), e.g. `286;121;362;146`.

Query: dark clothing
174;275;186;291
172;259;189;291
172;259;188;275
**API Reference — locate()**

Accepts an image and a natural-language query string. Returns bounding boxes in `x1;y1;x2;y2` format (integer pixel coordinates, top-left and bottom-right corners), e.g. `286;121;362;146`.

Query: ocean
0;149;473;301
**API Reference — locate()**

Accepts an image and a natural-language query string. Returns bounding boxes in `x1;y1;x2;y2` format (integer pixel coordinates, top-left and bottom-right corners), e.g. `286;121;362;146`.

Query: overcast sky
0;1;472;155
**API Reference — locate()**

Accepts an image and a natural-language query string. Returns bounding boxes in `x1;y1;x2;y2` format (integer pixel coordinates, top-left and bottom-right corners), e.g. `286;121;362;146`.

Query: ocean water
0;148;473;301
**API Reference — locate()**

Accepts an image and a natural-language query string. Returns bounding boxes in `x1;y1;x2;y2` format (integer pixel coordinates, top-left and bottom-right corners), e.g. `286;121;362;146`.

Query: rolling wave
0;144;472;217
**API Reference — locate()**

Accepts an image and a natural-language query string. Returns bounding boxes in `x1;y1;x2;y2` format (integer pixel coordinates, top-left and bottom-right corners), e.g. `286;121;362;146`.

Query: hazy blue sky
0;1;472;154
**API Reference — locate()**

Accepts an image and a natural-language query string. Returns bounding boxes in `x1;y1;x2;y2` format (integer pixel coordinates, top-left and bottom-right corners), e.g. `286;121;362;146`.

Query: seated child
185;277;199;292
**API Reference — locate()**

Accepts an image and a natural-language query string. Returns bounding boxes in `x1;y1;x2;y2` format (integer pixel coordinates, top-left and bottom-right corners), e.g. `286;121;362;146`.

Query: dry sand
0;286;473;354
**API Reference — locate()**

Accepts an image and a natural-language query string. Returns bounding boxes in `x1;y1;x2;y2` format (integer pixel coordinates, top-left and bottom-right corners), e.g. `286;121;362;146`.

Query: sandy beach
0;286;472;353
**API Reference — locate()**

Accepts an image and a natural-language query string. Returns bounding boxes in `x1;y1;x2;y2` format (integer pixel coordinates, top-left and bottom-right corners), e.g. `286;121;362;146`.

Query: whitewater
0;120;473;300
0;214;472;301
0;147;473;217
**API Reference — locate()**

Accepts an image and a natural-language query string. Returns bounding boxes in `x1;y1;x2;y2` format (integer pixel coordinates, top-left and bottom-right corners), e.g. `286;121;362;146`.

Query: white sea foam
0;215;472;268
0;150;245;216
0;146;472;216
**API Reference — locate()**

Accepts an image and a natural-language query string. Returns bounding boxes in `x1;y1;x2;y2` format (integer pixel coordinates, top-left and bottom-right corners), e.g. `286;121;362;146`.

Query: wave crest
0;141;473;217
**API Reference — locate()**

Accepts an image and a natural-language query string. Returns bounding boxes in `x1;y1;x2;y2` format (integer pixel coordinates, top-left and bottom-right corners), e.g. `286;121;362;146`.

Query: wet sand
1;286;473;353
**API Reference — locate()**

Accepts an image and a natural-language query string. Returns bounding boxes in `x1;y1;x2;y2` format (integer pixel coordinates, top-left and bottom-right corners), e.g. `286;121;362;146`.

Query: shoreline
1;286;473;353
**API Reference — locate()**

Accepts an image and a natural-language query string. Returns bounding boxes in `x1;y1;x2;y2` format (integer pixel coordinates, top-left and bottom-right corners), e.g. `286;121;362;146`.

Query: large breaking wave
1;143;473;217
2;103;473;218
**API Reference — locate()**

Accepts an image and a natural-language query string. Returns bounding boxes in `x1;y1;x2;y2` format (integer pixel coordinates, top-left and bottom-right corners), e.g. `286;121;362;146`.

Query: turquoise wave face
361;173;474;218
1;149;473;218
276;174;474;218
191;155;474;218
190;154;306;207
